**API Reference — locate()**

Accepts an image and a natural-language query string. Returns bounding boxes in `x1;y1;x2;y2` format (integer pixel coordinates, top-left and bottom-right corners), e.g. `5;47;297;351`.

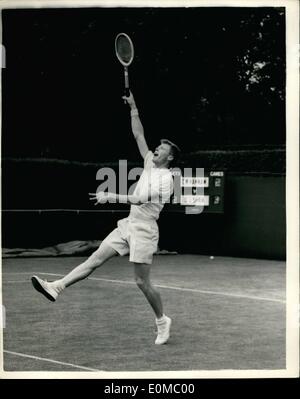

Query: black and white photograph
0;0;299;378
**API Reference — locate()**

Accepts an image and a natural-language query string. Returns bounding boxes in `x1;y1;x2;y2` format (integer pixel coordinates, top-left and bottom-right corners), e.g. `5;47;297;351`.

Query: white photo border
0;0;299;379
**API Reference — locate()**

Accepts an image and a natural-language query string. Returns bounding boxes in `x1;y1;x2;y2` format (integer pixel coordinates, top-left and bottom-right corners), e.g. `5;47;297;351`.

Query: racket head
115;33;134;67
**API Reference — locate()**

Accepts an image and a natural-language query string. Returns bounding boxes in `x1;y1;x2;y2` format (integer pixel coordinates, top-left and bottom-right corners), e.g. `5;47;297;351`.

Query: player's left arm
122;91;149;159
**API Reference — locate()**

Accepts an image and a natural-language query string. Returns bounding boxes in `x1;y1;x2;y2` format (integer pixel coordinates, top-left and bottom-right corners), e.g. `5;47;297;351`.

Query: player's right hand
89;191;108;205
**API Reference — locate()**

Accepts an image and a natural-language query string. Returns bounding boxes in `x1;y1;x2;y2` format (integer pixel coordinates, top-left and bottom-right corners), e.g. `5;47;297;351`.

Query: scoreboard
171;170;225;214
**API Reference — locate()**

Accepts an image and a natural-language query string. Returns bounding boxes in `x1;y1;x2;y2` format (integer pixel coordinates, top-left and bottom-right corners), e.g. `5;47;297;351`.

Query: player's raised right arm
122;91;149;159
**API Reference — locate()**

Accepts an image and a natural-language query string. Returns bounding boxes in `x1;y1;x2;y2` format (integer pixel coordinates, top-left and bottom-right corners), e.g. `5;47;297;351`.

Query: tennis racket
115;33;134;98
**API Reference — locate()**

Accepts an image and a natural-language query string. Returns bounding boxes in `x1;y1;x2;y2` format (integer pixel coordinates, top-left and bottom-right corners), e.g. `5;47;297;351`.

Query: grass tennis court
2;255;285;371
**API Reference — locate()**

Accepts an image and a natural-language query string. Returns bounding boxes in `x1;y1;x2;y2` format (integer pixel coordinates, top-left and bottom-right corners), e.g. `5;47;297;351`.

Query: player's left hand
89;192;116;205
122;91;136;108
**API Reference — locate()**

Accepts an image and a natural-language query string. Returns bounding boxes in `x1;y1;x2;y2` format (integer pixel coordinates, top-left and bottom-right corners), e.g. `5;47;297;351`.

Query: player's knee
87;251;105;269
135;275;144;288
135;275;149;290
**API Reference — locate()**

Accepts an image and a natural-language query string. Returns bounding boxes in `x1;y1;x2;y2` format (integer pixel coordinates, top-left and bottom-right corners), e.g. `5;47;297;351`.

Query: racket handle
124;66;130;103
123;89;129;104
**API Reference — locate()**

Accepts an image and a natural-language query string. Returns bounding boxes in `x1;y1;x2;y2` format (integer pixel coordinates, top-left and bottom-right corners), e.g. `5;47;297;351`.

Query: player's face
153;143;173;166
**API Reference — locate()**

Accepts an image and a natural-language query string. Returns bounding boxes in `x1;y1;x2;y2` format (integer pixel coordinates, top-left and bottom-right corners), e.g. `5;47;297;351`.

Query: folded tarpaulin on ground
2;241;178;258
2;240;101;258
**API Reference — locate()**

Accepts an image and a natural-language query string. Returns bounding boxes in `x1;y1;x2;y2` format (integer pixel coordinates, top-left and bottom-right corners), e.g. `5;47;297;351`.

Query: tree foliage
2;7;286;161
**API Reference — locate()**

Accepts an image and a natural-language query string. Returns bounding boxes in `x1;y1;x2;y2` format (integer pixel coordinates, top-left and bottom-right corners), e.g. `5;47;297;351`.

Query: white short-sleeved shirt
129;151;174;221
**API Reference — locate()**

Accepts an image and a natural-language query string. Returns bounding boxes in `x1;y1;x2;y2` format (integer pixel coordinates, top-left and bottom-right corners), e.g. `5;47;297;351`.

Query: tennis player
31;91;180;345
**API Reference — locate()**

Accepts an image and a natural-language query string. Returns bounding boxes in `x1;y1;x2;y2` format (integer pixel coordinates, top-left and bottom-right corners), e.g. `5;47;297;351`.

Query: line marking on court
34;272;286;304
3;272;37;274
4;350;101;372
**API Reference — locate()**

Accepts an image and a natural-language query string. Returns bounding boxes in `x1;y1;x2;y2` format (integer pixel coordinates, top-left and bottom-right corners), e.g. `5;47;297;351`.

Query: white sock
51;279;65;293
156;314;167;323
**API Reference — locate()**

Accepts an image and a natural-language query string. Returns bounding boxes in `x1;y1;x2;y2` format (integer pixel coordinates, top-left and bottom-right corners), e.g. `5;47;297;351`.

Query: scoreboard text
171;170;225;214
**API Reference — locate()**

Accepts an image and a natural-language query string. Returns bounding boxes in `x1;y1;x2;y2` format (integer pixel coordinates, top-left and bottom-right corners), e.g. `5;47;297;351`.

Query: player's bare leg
59;242;117;287
134;263;163;317
134;263;171;344
31;242;117;301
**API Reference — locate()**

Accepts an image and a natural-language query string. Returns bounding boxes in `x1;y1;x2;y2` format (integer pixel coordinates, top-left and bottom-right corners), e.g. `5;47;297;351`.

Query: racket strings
115;34;134;65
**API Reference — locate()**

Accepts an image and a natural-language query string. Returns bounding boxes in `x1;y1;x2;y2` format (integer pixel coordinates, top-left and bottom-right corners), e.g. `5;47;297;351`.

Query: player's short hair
160;138;181;167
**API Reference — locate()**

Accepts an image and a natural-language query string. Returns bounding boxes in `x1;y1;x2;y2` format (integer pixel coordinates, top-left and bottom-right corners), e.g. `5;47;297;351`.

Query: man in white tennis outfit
31;91;180;345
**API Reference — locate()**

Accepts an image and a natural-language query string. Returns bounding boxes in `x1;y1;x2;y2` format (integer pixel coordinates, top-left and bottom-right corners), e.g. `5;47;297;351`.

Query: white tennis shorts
103;217;159;264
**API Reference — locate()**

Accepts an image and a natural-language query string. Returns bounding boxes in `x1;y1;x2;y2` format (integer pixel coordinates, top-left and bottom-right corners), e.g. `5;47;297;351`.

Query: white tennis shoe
31;276;58;302
155;316;172;345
